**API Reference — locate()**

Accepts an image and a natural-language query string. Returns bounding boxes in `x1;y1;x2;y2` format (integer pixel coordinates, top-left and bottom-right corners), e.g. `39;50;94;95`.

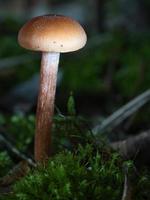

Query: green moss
0;112;150;199
6;145;124;200
0;151;13;177
133;170;150;200
6;114;35;151
53;114;94;153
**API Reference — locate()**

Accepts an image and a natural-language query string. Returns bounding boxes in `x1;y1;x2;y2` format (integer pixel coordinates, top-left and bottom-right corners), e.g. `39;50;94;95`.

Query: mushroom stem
35;52;60;162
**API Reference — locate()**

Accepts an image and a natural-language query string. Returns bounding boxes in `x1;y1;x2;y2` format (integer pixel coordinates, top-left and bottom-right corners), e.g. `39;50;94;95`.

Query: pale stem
35;52;60;162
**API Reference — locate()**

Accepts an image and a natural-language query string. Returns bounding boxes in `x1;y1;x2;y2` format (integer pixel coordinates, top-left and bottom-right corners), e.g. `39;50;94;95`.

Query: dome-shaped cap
18;15;87;53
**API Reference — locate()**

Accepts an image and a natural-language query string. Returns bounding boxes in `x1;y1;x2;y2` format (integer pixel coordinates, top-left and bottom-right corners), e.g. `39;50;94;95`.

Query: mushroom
18;15;87;162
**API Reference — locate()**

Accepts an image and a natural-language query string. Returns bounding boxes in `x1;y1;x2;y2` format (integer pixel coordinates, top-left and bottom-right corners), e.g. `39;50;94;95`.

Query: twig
111;130;150;166
121;173;132;200
0;161;31;187
122;174;128;200
93;89;150;135
0;133;36;167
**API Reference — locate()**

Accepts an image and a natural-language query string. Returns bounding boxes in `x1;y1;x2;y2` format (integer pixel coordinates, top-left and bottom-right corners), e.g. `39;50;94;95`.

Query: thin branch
122;174;128;200
0;134;36;167
111;130;150;162
93;90;150;135
0;161;31;187
121;174;132;200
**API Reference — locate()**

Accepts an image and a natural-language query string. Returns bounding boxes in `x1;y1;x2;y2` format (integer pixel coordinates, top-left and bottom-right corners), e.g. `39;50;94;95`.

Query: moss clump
6;115;35;151
0;151;13;177
6;145;124;200
133;170;150;200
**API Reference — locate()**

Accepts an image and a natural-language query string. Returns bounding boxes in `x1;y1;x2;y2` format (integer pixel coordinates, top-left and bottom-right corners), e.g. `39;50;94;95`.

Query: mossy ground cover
1;145;125;200
0;113;150;200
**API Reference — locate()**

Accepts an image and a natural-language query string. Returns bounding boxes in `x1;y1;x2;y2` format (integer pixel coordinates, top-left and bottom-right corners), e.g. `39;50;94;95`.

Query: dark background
0;0;150;139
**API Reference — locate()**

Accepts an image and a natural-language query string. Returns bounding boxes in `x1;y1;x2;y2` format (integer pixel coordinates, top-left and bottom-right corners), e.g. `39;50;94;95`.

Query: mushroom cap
18;15;87;53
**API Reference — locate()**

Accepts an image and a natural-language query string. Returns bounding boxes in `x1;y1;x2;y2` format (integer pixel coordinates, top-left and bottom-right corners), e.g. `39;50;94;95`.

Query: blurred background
0;0;150;141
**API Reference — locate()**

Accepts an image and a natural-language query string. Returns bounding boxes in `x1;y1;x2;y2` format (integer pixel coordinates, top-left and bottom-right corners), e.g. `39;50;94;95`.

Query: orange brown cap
18;15;87;53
